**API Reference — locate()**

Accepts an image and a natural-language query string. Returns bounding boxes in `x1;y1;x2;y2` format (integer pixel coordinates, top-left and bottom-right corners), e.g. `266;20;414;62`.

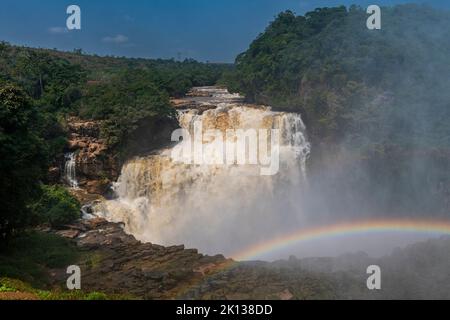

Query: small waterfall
64;152;79;189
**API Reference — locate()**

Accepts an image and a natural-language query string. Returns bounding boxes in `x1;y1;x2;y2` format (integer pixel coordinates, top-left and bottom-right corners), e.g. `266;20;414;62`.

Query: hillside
225;4;450;218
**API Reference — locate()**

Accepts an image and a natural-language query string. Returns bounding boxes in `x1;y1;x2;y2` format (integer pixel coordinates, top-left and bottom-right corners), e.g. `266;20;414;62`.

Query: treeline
224;4;450;217
0;43;228;239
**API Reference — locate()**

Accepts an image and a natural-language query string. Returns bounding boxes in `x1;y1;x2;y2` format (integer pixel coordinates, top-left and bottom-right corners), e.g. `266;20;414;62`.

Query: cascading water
94;88;311;257
64;152;79;189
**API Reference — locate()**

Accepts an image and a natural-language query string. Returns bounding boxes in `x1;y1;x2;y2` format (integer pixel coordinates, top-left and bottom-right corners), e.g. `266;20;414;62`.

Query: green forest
224;4;450;217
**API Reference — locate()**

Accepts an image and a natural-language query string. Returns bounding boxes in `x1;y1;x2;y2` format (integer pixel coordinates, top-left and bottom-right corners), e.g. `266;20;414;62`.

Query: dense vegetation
0;43;228;239
30;185;81;228
0;231;79;286
224;4;450;217
0;85;53;239
0;231;134;299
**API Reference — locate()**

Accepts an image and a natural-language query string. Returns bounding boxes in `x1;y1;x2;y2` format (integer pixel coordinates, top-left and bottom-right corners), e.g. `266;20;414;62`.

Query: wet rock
81;217;109;229
85;179;110;195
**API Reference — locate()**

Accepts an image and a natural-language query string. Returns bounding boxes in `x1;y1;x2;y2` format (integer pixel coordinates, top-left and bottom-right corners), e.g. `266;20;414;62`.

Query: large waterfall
94;88;311;257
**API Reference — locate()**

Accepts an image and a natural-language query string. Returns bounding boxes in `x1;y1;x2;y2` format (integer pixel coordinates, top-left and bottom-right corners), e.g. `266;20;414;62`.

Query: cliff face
62;115;178;199
61;88;232;198
66;117;119;196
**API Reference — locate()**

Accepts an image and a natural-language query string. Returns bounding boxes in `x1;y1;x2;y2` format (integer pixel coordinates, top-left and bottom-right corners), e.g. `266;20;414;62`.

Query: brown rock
279;289;294;300
193;263;217;276
64;117;119;196
86;179;110;195
76;141;87;148
82;217;109;229
55;229;80;239
0;292;38;300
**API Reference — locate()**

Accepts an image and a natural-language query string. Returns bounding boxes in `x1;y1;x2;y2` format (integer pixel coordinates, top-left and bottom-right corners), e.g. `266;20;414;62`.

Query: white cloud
48;27;68;34
102;34;129;44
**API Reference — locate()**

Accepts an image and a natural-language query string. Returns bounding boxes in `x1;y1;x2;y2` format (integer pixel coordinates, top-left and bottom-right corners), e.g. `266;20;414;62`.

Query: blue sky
0;0;448;62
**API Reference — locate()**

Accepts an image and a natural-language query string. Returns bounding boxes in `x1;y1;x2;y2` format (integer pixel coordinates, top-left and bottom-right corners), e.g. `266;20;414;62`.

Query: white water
94;90;311;257
64;152;79;189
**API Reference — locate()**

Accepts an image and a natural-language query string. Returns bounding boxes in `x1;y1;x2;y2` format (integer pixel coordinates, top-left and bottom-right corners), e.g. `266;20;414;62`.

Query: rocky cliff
66;117;119;196
61;114;178;200
50;218;335;299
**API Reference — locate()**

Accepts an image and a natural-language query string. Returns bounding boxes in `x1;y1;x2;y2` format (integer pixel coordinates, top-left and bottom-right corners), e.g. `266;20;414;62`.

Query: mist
279;4;450;260
303;5;450;218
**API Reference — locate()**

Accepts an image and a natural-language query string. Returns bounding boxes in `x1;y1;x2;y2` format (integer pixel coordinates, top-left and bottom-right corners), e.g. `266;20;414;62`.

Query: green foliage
0;49;77;238
85;292;108;300
0;277;135;300
75;59;228;149
77;69;174;148
35;290;134;300
224;4;450;215
0;85;50;238
227;4;450;146
0;282;16;292
154;58;229;97
0;232;79;287
0;43;229;154
0;233;134;299
6;49;86;112
31;185;81;228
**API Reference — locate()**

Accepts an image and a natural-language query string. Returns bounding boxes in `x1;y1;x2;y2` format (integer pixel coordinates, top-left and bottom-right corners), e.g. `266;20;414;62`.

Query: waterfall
64;152;79;189
94;90;310;257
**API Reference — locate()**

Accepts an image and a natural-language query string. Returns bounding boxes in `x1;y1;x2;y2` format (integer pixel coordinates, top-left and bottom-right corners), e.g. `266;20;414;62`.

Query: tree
30;185;80;228
0;85;48;239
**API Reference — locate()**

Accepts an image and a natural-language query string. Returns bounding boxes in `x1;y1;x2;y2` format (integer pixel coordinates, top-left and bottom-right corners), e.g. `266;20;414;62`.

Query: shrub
85;292;108;300
0;232;80;286
31;185;81;227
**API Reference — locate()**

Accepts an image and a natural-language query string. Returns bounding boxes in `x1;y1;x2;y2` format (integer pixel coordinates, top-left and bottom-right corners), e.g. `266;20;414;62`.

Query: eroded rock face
64;116;178;198
65;117;119;196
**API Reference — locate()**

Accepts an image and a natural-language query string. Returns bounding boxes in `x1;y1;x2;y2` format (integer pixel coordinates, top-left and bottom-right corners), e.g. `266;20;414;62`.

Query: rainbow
231;218;450;261
173;218;450;298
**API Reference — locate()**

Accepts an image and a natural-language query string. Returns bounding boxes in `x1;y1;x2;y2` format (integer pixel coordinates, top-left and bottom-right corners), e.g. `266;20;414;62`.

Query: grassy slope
0;231;134;300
